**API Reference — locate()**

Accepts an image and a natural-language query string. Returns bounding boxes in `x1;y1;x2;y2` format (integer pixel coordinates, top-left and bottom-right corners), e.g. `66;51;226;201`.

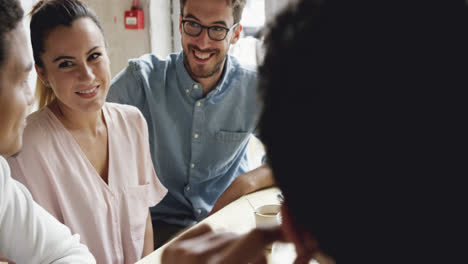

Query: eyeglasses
181;20;238;41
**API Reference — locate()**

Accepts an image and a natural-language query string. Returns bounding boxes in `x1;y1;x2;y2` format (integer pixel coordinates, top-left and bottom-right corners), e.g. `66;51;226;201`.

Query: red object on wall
124;0;144;30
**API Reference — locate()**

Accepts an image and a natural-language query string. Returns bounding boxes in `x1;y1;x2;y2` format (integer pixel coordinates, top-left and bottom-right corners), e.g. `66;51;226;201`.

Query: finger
250;253;268;264
175;223;213;241
162;225;215;263
202;231;238;252
222;226;284;264
180;230;238;256
163;229;238;264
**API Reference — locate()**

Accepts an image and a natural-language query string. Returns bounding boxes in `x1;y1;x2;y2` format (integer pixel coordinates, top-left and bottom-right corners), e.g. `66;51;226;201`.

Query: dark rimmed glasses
181;20;239;41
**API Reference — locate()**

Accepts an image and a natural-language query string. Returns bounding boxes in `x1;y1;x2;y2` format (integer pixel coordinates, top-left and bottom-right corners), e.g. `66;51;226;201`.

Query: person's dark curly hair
0;0;23;68
258;0;339;259
259;0;468;261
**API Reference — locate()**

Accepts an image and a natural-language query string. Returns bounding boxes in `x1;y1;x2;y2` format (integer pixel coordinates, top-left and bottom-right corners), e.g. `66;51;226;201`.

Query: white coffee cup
254;204;281;250
254;204;282;227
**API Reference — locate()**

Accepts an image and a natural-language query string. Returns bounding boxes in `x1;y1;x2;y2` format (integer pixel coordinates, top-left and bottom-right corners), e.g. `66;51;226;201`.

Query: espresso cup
254;204;281;227
254;204;281;250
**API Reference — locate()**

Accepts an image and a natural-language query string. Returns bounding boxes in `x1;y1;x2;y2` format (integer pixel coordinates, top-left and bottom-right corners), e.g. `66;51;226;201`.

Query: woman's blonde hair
35;78;55;109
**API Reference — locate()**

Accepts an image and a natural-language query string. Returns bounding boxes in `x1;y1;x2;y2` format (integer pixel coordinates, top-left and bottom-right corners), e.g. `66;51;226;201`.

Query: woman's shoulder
105;103;149;143
10;108;56;165
105;102;142;116
23;108;53;142
105;102;146;126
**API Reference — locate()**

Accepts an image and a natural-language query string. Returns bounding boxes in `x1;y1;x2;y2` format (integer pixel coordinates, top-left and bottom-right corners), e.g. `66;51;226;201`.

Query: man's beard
184;46;225;79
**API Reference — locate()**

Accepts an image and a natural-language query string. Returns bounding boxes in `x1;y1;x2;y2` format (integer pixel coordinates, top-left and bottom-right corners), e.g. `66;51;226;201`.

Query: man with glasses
108;0;274;249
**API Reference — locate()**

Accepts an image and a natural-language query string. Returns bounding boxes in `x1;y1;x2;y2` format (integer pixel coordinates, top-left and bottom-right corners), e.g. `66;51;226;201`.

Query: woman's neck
49;99;104;136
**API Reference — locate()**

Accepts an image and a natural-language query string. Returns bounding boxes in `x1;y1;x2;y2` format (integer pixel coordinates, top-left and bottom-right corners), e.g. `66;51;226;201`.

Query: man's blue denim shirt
108;52;261;226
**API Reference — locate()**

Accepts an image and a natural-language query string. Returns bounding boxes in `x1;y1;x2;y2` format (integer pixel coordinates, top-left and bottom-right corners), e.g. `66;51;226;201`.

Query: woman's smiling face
36;17;110;114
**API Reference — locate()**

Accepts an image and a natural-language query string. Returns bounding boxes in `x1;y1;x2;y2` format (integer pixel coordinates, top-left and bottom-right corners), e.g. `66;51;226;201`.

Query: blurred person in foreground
161;0;467;263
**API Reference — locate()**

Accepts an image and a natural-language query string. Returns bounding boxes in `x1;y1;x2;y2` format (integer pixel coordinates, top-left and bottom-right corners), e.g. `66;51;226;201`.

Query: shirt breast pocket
125;183;150;241
212;130;250;175
216;130;250;143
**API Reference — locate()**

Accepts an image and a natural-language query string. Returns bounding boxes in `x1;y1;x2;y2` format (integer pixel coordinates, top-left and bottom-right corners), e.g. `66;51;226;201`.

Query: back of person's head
0;0;23;70
30;0;104;108
259;0;467;261
259;0;339;259
180;0;247;24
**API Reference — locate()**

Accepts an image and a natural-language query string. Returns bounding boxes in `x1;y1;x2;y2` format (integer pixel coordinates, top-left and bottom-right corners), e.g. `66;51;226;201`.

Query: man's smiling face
179;0;241;82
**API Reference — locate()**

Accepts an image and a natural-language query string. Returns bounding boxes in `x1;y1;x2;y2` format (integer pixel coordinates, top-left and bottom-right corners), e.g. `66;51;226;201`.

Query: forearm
142;210;154;257
209;164;274;215
238;164;275;195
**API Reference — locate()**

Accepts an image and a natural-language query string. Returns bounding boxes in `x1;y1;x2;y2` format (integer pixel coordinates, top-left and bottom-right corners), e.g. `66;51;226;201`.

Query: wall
86;0;172;78
265;0;291;24
149;0;173;59
88;0;291;77
20;0;38;108
23;0;289;79
172;0;183;53
85;0;150;77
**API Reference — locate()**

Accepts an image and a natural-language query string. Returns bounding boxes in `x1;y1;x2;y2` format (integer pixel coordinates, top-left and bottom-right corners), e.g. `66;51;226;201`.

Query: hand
0;253;16;264
161;224;284;264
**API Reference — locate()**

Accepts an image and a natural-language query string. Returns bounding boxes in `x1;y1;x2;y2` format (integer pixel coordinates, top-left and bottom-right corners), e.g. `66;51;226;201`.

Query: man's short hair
0;0;23;68
180;0;247;24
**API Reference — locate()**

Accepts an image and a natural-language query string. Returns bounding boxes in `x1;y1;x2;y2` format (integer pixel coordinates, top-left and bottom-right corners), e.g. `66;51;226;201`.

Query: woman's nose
78;64;95;82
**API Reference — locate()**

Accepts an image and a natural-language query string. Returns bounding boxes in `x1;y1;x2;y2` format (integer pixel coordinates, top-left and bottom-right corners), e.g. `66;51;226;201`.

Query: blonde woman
6;0;167;263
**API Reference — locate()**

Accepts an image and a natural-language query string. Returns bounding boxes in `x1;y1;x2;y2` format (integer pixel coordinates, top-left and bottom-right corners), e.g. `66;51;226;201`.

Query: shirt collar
176;51;235;101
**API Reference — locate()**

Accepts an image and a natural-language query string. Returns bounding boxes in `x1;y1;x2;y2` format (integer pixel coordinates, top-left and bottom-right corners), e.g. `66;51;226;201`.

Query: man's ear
230;24;242;45
179;14;183;35
35;64;49;87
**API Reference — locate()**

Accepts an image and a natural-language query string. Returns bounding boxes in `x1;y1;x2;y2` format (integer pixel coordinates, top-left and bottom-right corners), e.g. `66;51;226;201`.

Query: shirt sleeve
108;59;145;106
136;109;168;206
0;157;96;264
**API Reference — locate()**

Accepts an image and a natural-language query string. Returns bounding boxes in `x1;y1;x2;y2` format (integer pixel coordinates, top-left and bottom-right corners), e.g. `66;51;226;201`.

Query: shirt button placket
189;87;202;192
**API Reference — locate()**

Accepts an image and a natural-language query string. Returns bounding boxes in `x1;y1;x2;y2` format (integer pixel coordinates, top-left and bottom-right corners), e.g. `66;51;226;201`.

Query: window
240;0;265;37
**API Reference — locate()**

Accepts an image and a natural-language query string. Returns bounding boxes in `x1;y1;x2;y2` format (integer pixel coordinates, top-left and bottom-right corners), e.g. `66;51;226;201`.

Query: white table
136;187;282;264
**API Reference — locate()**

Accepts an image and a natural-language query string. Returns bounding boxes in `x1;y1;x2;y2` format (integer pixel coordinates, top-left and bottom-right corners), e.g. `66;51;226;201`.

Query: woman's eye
58;61;73;68
89;52;102;60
